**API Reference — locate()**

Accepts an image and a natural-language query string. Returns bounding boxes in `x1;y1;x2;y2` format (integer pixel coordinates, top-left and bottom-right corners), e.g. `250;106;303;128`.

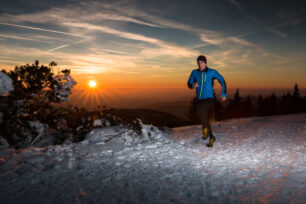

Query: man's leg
196;99;214;139
207;122;216;147
195;100;204;126
208;123;213;137
202;102;210;129
206;100;216;147
195;100;205;138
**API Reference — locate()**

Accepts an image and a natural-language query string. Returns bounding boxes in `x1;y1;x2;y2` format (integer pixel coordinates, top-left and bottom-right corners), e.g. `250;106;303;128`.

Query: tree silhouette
4;61;53;100
292;84;303;113
49;61;57;73
256;94;265;116
280;91;292;114
242;95;253;117
0;60;77;148
212;92;223;121
224;89;244;118
293;84;301;99
265;93;278;115
233;89;241;106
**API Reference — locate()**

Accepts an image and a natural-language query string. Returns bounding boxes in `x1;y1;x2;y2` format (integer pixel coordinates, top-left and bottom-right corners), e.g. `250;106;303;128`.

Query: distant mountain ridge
105;108;191;128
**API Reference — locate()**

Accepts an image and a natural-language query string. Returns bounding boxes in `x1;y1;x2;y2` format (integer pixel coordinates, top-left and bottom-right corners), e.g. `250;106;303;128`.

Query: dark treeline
186;84;306;123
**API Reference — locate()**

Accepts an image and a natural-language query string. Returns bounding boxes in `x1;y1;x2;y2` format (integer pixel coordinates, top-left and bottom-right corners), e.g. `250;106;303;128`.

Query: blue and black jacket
187;67;227;99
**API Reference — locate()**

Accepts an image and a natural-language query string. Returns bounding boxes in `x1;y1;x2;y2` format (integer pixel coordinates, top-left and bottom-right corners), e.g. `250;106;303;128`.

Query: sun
89;80;97;88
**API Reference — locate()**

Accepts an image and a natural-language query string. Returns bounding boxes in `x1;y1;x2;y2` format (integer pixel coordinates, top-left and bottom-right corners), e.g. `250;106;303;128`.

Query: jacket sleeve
214;70;227;97
187;70;196;89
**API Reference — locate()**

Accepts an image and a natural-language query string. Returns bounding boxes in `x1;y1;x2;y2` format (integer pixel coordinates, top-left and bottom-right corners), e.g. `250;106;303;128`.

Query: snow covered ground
0;113;305;204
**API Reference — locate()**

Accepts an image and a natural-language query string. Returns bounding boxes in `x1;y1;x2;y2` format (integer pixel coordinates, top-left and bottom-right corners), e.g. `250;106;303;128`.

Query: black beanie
197;55;207;64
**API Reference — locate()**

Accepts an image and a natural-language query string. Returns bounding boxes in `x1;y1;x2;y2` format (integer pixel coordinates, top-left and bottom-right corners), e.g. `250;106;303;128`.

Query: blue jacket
187;67;227;99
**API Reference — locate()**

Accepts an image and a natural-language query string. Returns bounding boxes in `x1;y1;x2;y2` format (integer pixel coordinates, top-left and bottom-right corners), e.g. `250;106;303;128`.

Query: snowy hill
0;113;305;204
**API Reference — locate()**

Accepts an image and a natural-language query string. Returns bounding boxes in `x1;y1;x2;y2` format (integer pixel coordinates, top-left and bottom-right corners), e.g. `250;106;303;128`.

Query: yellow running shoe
202;128;208;139
207;136;216;147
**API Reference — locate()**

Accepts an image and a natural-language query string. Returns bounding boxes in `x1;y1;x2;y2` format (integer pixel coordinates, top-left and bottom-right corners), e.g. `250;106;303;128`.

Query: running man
187;55;227;147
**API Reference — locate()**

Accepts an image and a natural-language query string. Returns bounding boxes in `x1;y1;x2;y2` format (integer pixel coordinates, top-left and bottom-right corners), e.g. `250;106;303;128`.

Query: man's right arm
187;70;196;89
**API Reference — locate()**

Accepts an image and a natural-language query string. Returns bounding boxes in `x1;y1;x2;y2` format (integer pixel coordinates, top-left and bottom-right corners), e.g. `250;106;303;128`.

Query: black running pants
195;98;214;135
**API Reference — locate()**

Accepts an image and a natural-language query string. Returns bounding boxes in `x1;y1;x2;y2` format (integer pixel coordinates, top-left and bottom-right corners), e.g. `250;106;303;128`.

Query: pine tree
243;95;253;117
266;93;278;115
212;92;223;121
292;84;303;113
293;84;301;99
256;94;264;116
233;89;241;107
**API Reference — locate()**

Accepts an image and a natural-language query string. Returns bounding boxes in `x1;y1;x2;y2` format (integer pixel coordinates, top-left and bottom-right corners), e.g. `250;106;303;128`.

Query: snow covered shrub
53;69;77;102
0;72;14;96
0;61;77;148
28;121;49;146
0;72;14;146
83;118;166;145
0;61;161;148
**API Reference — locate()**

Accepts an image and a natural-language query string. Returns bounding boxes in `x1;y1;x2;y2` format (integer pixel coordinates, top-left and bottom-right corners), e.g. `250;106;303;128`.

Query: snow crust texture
0;113;305;204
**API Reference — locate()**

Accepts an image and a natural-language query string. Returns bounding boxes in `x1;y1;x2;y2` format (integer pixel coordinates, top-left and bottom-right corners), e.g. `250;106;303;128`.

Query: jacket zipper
199;72;206;99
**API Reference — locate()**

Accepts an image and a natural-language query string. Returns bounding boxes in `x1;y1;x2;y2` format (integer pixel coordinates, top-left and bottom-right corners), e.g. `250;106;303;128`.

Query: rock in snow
0;113;305;204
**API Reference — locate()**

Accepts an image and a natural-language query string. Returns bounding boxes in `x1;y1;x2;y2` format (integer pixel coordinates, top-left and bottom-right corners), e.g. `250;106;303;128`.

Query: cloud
0;1;259;51
47;37;92;52
0;23;86;38
139;42;197;58
0;2;163;29
0;33;51;43
227;0;304;40
103;49;133;55
0;59;25;64
0;3;198;59
0;0;291;74
0;44;140;74
62;22;197;58
228;0;258;23
97;1;266;51
266;27;288;38
48;44;71;52
276;8;305;27
62;22;159;44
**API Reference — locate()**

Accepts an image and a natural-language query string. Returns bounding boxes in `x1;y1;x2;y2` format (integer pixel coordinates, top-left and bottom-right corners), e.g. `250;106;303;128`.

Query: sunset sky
0;0;305;108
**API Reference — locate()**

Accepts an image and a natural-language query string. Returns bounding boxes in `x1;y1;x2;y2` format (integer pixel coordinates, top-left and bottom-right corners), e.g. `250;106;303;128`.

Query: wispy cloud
0;33;51;43
103;49;132;55
0;44;140;74
0;0;296;77
266;27;288;38
0;3;164;29
0;1;260;51
228;0;304;40
228;0;258;23
96;1;267;51
0;23;86;38
0;59;25;64
62;22;159;44
48;44;71;52
62;22;197;58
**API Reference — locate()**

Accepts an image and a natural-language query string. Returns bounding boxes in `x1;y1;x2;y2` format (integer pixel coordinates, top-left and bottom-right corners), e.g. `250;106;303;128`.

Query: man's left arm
214;70;227;99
